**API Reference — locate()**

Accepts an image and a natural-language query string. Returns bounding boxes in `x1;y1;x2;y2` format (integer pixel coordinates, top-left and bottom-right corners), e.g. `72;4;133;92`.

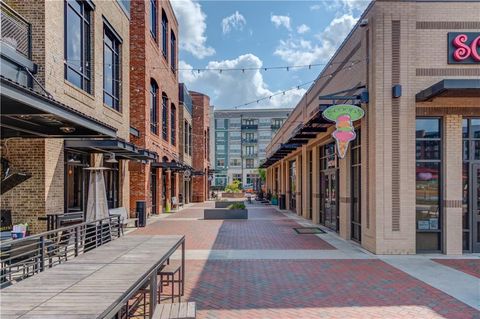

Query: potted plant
271;193;278;205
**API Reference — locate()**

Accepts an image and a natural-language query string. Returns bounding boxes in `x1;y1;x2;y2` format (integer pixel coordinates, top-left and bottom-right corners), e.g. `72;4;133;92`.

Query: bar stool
158;262;183;303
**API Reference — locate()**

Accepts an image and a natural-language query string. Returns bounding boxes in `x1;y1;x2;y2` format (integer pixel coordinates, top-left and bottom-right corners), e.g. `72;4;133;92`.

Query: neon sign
448;32;480;64
323;104;364;159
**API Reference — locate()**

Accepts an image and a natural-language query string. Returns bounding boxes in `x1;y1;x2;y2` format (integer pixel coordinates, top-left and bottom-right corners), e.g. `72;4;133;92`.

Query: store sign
448;32;480;64
323;104;365;159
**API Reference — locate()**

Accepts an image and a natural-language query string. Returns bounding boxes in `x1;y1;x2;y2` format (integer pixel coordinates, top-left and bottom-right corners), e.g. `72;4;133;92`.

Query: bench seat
152;302;196;319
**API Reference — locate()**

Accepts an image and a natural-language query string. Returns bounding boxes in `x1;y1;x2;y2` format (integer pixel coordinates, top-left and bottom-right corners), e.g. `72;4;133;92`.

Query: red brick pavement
177;260;479;319
432;259;480;279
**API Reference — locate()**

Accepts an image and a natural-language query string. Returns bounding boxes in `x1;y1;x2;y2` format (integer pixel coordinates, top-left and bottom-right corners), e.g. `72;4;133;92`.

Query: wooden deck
0;235;185;319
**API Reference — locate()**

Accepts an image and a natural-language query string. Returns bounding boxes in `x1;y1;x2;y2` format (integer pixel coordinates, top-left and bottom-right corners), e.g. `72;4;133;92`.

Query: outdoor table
0;235;185;319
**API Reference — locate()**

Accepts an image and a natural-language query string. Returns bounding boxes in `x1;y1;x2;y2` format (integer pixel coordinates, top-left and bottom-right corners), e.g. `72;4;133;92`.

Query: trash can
136;201;146;227
279;194;286;210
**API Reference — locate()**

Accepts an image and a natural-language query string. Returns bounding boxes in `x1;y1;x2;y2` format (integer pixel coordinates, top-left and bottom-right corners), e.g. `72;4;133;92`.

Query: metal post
181;238;185;296
74;226;79;257
117;215;121;237
39;236;45;273
99;220;103;247
149;272;158;318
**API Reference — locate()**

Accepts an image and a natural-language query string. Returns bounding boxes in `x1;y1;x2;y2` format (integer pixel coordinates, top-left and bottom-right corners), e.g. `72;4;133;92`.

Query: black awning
1;76;116;138
152;161;191;172
416;79;480;102
64;139;153;161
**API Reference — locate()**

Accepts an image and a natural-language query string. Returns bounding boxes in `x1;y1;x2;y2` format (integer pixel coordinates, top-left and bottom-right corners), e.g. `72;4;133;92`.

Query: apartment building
129;0;180;214
213;108;291;189
0;0;140;232
263;0;480;255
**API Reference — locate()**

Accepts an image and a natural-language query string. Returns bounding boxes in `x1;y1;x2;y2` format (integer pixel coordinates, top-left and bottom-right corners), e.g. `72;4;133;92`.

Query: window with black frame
170;31;176;72
162;10;168;58
162;93;168;140
188;125;192;156
171;104;176;145
103;161;119;209
416;118;442;252
351;130;361;243
184;120;189;154
64;0;92;92
66;152;89;214
150;0;157;40
150;80;158;134
103;24;121;111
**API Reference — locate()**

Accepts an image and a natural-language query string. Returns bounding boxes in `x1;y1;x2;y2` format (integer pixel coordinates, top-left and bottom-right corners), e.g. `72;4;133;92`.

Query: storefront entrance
319;143;339;232
351;130;361;243
289;160;296;212
469;164;480;252
151;168;158;215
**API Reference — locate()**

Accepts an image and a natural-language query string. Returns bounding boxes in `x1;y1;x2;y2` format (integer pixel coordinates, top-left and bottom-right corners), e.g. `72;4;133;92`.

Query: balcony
1;2;36;87
241;124;258;130
244;153;258;158
242;138;257;144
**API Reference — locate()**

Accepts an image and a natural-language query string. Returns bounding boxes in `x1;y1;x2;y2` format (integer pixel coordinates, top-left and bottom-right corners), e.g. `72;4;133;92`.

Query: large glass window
162;93;168;140
171;104;176;145
103;24;121;111
351;130;361;243
150;0;157;39
188;125;192;156
462;118;480;251
161;10;168;58
66;152;89;215
64;0;91;92
416;118;442;252
104;161;119;209
184;120;189;154
150;80;158;134
289;160;296;212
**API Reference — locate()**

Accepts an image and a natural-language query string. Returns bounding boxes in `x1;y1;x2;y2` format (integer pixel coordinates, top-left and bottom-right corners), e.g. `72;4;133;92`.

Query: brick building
263;0;480;255
190;91;211;202
0;0;140;233
179;83;193;204
129;0;180;215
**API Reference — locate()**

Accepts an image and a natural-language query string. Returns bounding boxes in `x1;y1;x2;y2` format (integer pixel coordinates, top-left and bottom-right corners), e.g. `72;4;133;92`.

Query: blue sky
171;0;370;109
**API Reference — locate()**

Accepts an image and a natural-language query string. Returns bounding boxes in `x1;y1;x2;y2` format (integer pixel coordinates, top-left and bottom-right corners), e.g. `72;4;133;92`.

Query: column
312;146;320;224
443;115;463;255
338;153;350;240
166;169;172;212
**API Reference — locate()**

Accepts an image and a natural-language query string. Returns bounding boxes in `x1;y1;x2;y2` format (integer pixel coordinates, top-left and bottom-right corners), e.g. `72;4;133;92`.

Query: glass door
151;168;157;215
471;164;480;252
322;170;338;231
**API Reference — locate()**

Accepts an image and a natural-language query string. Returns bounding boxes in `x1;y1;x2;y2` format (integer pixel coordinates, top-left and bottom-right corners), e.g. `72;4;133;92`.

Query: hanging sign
448;32;480;64
323;104;364;159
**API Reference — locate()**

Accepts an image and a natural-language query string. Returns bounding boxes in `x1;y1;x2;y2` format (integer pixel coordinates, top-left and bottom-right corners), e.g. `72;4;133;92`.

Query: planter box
215;201;244;208
271;198;278;205
222;192;244;198
204;209;248;219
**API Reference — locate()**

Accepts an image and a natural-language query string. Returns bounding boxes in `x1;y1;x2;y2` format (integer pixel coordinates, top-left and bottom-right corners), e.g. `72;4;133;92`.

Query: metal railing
242;138;258;144
241;124;258;130
0;1;31;58
0;215;122;288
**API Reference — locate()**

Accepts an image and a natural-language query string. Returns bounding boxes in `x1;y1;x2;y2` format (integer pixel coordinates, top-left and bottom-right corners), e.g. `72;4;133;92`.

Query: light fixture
60;126;76;134
18;115;32;120
105;153;118;163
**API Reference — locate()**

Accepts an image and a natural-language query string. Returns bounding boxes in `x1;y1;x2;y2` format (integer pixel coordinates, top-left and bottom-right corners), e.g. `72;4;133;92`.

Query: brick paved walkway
433;259;480;279
135;201;480;318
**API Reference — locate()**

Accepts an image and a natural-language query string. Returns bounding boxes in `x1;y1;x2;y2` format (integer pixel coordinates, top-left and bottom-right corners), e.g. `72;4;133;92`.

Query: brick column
295;155;302;215
301;147;309;219
443;115;463;255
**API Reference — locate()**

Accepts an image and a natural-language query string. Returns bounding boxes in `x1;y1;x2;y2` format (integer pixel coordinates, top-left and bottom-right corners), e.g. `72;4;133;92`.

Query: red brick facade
190;92;211;202
129;0;180;216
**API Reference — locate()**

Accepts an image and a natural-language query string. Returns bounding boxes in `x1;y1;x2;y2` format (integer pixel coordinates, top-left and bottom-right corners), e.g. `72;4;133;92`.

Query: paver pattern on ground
144;201;479;318
433;259;480;279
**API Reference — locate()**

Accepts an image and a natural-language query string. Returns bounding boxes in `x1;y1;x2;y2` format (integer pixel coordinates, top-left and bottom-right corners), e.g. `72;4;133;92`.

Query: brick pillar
295;155;302;216
301;147;309;219
443;115;463;255
338;153;350;240
312;146;320;224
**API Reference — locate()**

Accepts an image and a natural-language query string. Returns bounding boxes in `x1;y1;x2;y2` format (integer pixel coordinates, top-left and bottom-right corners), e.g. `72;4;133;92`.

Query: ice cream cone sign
323;104;365;159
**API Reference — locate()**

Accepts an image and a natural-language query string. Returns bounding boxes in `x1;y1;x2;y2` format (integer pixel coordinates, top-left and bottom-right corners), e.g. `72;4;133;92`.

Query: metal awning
0;76;116;138
152;161;192;172
416;79;480;102
64;139;157;161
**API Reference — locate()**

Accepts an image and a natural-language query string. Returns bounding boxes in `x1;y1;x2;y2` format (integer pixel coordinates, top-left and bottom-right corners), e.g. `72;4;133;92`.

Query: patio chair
109;207;138;235
5;238;40;281
47;229;72;265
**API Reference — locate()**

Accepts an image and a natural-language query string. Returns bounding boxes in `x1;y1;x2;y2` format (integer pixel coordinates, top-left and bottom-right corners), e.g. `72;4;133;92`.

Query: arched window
150;80;158;134
161;10;168;58
170;31;176;72
150;0;157;40
162;93;168;140
170;103;176;145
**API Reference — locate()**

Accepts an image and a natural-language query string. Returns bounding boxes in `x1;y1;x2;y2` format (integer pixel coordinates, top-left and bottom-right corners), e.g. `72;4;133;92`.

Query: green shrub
228;203;246;210
224;180;242;193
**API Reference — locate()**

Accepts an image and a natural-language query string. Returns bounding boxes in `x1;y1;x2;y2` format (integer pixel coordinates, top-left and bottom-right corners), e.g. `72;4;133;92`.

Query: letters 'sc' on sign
322;104;364;159
449;32;480;64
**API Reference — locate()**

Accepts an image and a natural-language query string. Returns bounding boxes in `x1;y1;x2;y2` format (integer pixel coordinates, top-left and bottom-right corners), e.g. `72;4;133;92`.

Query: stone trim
417;107;480;116
416;21;480;30
391;20;401;232
416;68;480;77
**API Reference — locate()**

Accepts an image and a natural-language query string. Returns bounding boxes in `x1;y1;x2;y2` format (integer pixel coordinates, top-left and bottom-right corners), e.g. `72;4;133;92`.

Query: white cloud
274;14;357;64
171;0;215;59
297;24;310;34
221;11;246;34
179;55;305;109
317;0;370;13
271;15;291;30
309;4;322;11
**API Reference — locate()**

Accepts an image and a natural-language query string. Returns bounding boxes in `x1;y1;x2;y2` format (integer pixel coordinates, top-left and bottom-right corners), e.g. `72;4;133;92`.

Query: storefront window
66;152;89;215
103;161;119;209
415;118;441;252
289;160;296;212
319;142;338;231
351;130;361;243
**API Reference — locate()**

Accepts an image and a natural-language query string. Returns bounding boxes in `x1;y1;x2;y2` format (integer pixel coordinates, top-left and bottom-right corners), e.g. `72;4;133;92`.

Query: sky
170;0;371;109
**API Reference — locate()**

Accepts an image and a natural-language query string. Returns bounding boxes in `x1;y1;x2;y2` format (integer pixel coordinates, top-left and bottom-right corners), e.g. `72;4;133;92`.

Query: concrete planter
215;201;244;208
221;192;244;199
204;209;248;219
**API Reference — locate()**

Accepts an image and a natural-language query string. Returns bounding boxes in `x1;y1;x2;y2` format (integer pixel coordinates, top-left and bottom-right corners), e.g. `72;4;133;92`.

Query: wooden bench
152;302;196;319
109;207;138;233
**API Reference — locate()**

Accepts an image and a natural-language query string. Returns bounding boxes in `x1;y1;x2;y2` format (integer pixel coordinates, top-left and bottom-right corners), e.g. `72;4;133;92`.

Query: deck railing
0;215;122;288
0;1;31;58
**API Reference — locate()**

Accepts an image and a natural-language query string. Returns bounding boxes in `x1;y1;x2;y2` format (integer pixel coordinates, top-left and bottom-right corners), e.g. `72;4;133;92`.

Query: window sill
64;80;95;105
103;103;123;118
